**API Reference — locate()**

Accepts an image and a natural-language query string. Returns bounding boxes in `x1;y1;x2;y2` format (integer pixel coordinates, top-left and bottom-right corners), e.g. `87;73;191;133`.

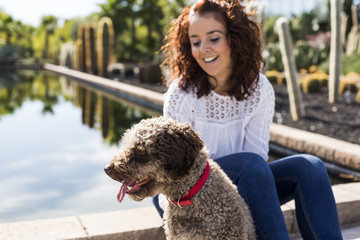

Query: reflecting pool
0;70;160;223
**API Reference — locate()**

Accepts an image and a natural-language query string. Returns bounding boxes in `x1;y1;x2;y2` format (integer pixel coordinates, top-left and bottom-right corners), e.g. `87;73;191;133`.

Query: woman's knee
293;154;325;170
290;154;328;179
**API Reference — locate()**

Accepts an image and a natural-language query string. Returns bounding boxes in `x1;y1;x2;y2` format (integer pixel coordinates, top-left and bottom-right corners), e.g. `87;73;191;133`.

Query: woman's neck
209;76;229;96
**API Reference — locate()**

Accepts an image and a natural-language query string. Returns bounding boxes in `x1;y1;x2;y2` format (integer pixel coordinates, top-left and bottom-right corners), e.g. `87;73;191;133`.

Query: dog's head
104;116;203;203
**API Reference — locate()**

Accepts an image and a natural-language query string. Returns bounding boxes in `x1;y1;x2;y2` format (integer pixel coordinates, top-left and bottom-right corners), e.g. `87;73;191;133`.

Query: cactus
265;70;278;84
346;27;360;55
276;17;305;121
339;75;359;93
85;24;98;74
97;17;114;78
300;76;322;93
340;12;348;51
139;63;162;84
314;72;329;87
329;0;342;103
351;4;359;31
356;89;360;103
77;24;87;72
74;39;82;70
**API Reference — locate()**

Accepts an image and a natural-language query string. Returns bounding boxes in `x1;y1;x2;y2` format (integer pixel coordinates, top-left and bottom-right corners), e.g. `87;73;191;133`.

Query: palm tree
0;15;15;45
40;15;58;59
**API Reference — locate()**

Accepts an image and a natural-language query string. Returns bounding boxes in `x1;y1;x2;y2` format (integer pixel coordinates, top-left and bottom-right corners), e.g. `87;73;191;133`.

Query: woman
154;0;343;239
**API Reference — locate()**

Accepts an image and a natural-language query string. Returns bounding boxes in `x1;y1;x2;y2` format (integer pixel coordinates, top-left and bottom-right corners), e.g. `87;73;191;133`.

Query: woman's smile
203;56;218;63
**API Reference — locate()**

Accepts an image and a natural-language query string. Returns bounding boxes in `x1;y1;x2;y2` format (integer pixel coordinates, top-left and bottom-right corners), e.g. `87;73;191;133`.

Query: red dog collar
168;161;210;207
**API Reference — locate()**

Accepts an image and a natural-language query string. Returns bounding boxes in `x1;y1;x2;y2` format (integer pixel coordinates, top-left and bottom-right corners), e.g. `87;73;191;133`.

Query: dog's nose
104;163;114;175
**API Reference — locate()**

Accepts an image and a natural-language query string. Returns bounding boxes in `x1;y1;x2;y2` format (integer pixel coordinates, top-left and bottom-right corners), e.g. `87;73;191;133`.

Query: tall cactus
97;17;114;78
74;39;82;70
85;24;98;74
351;4;358;31
329;0;342;103
77;24;87;72
276;17;305;121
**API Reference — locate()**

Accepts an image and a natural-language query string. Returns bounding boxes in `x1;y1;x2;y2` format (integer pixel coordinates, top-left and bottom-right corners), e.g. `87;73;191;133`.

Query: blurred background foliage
0;0;360;75
0;0;187;64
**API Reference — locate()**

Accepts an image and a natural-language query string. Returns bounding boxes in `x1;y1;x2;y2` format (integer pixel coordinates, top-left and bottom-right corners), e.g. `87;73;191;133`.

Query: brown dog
104;116;256;240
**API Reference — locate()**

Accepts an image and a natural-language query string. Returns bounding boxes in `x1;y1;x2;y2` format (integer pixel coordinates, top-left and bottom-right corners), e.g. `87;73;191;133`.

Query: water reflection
0;70;159;223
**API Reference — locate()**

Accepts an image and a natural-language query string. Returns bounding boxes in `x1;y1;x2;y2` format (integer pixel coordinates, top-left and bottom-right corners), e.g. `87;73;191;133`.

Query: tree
40;15;58;59
0;15;15;45
99;0;187;62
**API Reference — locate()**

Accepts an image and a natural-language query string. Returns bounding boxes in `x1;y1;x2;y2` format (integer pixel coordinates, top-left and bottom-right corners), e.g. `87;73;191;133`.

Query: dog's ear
157;122;203;179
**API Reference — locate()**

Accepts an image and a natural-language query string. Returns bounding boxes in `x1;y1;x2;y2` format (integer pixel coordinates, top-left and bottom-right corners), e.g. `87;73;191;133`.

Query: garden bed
273;83;360;145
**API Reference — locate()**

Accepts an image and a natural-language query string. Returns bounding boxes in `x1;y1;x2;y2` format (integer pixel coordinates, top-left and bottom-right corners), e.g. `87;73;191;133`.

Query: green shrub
263;16;280;44
342;54;360;75
294;40;328;71
266;42;283;72
319;54;360;75
318;57;330;74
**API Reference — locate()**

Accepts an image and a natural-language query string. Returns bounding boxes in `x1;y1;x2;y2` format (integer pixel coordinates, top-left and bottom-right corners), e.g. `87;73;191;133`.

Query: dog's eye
135;152;150;164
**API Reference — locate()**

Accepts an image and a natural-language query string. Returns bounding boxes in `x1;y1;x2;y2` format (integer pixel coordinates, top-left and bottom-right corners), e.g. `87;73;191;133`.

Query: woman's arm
243;75;275;161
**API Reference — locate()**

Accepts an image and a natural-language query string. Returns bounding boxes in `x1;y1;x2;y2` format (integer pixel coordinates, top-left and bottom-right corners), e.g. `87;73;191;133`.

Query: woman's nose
200;42;210;53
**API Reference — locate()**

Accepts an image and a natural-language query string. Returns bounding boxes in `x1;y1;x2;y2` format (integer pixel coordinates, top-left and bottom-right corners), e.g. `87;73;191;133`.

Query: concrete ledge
0;216;88;240
1;183;359;239
270;123;360;171
43;63;164;112
79;207;165;240
0;207;165;240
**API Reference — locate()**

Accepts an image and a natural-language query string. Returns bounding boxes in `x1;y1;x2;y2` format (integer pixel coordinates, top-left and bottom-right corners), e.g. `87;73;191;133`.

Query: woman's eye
210;38;219;43
192;41;200;47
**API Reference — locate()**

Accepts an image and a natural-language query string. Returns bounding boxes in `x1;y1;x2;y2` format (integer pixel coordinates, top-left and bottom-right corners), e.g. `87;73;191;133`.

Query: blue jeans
153;152;343;240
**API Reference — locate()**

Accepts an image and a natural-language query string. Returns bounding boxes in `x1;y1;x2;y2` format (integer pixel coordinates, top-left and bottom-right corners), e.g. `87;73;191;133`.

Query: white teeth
204;56;217;62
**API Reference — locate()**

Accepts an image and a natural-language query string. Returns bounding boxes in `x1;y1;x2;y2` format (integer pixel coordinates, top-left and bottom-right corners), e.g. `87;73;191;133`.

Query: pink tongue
117;182;130;203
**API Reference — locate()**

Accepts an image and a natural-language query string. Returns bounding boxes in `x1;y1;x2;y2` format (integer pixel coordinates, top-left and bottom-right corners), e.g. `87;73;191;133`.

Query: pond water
0;70;160;223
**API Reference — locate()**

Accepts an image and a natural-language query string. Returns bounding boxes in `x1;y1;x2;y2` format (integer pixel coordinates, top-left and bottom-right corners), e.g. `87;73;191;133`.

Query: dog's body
105;117;256;240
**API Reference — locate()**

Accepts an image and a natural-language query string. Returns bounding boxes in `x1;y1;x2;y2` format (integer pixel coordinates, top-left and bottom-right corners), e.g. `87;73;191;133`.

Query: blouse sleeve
163;79;195;125
242;74;275;161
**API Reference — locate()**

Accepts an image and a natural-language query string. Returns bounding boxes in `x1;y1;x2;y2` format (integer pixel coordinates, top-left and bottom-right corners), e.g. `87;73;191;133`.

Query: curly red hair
161;0;264;100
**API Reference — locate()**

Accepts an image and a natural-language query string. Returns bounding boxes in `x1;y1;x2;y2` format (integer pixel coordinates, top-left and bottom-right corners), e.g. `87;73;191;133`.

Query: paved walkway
292;224;360;239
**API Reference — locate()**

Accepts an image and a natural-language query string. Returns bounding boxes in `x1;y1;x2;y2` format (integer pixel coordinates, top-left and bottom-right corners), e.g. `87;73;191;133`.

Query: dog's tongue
116;178;151;203
117;182;131;203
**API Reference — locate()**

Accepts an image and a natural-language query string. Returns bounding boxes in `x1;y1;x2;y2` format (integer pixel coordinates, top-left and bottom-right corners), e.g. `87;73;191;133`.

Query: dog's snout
104;163;114;175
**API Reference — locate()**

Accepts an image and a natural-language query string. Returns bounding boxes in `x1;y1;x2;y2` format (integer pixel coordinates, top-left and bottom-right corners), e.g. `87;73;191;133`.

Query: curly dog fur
105;116;256;240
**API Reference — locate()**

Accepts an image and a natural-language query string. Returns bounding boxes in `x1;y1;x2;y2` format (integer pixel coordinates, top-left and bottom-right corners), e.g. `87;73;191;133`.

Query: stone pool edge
1;182;360;240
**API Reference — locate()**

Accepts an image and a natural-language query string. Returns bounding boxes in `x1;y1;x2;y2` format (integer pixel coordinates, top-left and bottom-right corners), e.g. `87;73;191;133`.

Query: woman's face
188;12;232;92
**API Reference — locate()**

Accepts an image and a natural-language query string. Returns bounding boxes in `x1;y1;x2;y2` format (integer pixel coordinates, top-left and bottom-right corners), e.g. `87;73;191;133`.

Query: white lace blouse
163;74;275;161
